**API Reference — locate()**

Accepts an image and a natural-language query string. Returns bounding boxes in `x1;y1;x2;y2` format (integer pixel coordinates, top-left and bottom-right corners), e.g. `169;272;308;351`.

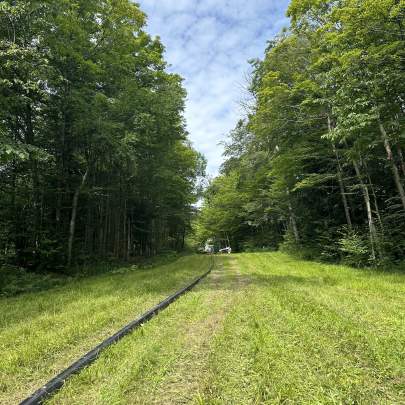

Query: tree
196;0;405;265
0;0;205;269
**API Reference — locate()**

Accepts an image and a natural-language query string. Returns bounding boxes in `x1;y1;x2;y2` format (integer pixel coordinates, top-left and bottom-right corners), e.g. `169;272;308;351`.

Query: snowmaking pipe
20;255;214;405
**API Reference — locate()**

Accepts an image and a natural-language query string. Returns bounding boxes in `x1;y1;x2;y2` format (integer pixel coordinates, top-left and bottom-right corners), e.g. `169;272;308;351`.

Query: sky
137;0;291;175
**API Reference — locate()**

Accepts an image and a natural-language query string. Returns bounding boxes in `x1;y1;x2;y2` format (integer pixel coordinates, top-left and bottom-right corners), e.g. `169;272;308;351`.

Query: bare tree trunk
126;217;131;261
369;176;384;233
56;185;62;227
56;109;66;230
396;144;405;178
328;116;352;229
122;200;126;260
103;196;109;255
84;204;91;253
328;114;353;230
363;160;384;233
114;210;120;258
352;160;377;260
67;167;89;267
378;121;405;211
286;190;300;243
289;205;300;243
332;146;352;228
181;226;186;250
26;104;40;249
98;200;103;254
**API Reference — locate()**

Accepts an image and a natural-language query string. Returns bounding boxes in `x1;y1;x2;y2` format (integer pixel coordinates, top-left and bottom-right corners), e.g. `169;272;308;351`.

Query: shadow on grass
0;253;195;298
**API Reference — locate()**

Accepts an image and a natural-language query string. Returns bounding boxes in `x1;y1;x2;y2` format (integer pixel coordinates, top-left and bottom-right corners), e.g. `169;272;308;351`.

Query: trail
48;255;250;404
150;257;249;404
26;252;404;404
0;255;211;404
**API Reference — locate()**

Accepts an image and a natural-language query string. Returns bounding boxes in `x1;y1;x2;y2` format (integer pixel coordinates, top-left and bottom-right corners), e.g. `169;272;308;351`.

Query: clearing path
1;253;404;404
48;256;249;404
50;253;404;404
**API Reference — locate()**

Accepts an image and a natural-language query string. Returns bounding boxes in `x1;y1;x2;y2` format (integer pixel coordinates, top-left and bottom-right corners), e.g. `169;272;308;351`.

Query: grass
1;252;404;404
0;254;211;404
200;254;405;404
0;250;183;297
0;264;71;297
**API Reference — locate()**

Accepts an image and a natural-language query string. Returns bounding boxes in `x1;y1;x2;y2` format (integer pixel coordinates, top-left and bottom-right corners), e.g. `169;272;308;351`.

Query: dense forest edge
193;0;405;268
1;0;405;288
0;0;206;279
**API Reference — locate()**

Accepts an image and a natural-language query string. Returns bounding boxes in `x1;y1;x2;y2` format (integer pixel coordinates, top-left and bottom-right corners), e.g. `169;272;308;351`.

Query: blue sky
137;0;291;175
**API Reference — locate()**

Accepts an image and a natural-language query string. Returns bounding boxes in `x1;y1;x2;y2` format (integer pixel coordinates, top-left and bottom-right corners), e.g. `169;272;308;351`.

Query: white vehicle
219;246;232;254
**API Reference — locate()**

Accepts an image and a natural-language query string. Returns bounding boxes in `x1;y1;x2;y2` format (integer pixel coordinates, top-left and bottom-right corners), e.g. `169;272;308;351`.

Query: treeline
0;0;205;270
196;0;404;266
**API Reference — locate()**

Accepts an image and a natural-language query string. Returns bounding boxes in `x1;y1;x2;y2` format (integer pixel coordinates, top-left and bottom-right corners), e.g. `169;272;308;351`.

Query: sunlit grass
0;255;211;404
200;253;405;404
1;253;404;404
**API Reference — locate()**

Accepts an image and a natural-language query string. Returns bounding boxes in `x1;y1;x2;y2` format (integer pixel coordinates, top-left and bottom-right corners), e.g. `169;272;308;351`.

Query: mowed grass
0;255;211;404
200;253;405;404
1;253;404;404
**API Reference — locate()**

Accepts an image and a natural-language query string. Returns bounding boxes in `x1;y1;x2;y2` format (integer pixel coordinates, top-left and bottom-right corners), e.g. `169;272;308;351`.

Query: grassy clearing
200;253;405;404
0;255;211;404
1;253;404;404
45;253;404;404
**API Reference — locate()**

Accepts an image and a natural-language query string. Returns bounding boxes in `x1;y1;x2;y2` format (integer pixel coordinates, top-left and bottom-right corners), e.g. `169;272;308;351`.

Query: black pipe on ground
20;257;214;405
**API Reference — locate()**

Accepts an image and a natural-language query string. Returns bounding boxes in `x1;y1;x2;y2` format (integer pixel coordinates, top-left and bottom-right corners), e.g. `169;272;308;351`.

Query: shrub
338;228;371;268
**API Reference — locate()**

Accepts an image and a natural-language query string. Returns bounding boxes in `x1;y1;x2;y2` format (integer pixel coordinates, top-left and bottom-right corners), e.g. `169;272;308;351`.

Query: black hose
20;256;214;405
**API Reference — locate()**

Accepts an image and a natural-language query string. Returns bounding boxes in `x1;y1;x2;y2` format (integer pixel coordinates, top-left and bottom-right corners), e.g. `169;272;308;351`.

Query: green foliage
0;264;70;297
0;0;205;270
196;0;405;266
338;228;371;267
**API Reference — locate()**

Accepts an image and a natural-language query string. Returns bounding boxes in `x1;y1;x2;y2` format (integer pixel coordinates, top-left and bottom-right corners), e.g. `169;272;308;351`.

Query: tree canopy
0;0;205;270
196;0;405;266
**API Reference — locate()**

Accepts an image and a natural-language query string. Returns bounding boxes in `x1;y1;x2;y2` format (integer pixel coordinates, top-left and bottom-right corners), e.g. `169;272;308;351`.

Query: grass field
1;253;404;404
0;255;211;404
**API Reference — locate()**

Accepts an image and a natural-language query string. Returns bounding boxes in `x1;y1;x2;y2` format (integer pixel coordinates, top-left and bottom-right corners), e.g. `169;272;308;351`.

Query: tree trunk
337;166;352;226
286;191;300;243
363;159;384;233
26;104;40;249
378;121;405;211
335;155;352;229
56;110;65;229
181;226;186;250
67;167;89;267
352;160;377;260
103;196;110;255
396;144;405;178
126;217;131;261
328;116;352;229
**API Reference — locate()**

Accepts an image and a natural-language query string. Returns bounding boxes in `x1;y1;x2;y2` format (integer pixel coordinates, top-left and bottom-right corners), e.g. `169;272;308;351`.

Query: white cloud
137;0;290;175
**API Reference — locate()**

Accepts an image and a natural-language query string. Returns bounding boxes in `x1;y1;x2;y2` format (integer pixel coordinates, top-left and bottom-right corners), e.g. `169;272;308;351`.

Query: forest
196;0;405;267
1;0;404;273
0;0;205;272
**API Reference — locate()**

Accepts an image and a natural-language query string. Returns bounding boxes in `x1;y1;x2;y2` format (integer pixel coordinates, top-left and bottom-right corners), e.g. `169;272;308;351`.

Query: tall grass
1;253;404;404
0;255;210;404
201;253;405;403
